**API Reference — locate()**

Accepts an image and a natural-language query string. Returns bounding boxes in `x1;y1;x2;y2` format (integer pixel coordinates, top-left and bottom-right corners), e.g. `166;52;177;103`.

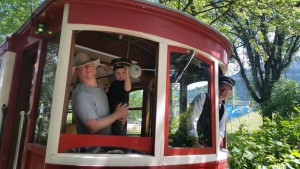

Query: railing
13;111;26;169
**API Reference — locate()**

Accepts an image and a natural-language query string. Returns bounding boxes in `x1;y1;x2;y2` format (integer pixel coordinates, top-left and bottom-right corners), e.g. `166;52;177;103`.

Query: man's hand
220;136;224;146
114;103;129;120
84;103;128;134
193;138;205;148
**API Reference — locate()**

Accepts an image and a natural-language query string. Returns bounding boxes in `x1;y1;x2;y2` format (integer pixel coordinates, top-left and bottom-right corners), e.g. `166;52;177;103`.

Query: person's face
76;63;96;80
114;68;125;81
219;83;232;101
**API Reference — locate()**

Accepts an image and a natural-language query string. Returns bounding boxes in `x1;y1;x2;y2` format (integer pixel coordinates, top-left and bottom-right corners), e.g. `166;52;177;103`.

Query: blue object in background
226;105;252;120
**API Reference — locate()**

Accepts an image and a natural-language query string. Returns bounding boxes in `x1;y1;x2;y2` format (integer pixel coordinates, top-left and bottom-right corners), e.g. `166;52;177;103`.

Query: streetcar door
6;47;38;169
20;36;60;169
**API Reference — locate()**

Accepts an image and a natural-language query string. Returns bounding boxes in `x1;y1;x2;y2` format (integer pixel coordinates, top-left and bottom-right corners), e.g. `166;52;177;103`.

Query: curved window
165;47;215;155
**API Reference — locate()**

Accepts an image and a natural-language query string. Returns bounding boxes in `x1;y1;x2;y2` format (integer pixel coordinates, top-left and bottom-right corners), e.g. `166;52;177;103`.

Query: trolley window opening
60;30;158;155
33;35;60;145
127;89;143;136
165;47;216;155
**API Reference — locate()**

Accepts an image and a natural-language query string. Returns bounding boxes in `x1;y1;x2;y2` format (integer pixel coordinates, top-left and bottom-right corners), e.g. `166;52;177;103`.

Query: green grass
226;111;263;133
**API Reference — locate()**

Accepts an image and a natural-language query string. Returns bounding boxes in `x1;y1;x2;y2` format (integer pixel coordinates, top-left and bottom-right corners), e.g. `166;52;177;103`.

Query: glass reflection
168;51;211;148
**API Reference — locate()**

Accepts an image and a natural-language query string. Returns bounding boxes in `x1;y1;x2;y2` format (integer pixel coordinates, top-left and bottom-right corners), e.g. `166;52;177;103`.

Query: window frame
57;31;157;155
164;46;216;156
127;89;144;136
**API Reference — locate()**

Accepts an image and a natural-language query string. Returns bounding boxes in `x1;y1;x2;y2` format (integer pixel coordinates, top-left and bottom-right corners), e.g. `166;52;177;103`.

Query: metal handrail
13;111;26;169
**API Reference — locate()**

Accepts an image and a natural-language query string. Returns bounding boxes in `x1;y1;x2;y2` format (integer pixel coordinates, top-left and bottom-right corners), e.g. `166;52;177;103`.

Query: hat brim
220;82;233;88
74;59;100;68
113;64;131;70
111;58;132;70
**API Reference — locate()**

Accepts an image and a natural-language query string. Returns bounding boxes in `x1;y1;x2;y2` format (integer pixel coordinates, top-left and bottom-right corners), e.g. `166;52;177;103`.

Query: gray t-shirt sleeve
72;92;98;123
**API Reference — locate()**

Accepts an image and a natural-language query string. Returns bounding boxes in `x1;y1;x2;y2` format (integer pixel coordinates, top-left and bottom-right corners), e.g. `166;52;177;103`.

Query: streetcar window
167;49;213;150
128;90;143;135
60;31;157;154
33;35;60;145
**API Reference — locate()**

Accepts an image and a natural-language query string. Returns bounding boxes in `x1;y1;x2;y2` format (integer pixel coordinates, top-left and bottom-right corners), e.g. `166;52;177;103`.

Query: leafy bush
262;79;300;118
228;112;300;168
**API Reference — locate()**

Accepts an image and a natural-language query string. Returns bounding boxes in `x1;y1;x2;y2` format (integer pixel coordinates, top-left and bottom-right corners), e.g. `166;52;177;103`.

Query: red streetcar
0;0;232;168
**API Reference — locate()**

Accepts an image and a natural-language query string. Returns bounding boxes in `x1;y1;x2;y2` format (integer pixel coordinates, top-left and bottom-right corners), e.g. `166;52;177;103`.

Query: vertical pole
13;111;26;169
0;104;8;148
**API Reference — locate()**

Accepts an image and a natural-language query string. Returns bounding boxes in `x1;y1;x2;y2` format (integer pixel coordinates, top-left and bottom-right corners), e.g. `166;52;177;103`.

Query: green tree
228;114;300;168
0;0;43;43
129;90;144;123
160;0;300;119
262;79;300;118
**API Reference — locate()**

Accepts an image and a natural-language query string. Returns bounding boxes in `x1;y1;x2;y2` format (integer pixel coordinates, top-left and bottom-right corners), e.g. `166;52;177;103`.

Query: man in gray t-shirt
72;83;111;135
71;53;128;137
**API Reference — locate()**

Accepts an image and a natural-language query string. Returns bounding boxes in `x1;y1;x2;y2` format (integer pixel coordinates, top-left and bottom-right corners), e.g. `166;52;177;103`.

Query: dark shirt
107;80;129;111
107;80;130;135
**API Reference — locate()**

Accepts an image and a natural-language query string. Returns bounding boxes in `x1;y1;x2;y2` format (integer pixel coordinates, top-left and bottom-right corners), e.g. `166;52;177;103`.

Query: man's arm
219;109;227;144
84;103;128;134
188;94;207;147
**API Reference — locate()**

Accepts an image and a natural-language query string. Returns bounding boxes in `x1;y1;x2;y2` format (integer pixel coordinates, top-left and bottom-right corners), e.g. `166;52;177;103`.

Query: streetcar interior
62;31;159;153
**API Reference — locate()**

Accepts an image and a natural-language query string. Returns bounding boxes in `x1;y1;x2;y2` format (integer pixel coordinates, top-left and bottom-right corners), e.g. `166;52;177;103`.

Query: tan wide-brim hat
73;53;100;68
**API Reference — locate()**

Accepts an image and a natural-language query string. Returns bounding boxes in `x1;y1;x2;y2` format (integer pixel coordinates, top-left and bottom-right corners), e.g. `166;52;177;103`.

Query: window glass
168;51;211;148
0;60;2;79
33;35;60;145
129;90;143;107
128;90;143;135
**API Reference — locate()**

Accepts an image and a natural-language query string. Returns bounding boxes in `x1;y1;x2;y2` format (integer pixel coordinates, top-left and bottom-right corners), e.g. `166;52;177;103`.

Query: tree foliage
0;0;43;43
228;113;300;168
129;90;144;123
262;79;300;118
160;0;300;119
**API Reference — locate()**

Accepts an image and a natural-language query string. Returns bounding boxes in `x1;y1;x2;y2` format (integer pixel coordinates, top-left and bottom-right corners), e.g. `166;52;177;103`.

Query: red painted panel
68;2;231;64
59;134;154;154
27;143;46;156
45;159;227;169
27;152;45;169
25;144;46;169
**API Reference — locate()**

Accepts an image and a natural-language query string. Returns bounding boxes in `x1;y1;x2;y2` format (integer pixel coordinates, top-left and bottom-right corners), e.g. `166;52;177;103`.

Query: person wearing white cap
71;53;129;152
188;75;235;147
